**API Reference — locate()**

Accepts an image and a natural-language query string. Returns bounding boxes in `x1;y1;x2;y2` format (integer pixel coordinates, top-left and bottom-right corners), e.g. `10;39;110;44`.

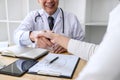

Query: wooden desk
0;55;87;80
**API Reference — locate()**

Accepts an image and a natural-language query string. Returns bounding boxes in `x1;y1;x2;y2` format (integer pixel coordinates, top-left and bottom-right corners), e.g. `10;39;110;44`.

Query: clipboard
28;53;80;79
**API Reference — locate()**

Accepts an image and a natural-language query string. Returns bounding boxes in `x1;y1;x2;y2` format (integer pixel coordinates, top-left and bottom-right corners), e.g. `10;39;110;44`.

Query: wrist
29;31;35;43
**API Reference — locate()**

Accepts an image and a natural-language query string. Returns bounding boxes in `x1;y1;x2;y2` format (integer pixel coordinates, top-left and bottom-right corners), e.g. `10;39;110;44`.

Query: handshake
29;30;67;53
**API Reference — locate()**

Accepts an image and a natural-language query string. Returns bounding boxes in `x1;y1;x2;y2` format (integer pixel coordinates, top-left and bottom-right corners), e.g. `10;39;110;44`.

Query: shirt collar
43;8;60;21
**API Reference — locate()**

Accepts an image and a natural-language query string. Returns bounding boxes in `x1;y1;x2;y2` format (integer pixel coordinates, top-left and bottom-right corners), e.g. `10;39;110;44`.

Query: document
0;45;48;59
28;53;80;78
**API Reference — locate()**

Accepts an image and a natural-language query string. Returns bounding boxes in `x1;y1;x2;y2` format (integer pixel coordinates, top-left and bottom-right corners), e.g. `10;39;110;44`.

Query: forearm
67;39;98;61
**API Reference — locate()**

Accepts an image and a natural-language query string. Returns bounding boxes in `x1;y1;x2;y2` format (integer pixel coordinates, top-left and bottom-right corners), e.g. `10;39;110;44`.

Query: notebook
0;61;5;69
28;53;80;78
0;45;48;59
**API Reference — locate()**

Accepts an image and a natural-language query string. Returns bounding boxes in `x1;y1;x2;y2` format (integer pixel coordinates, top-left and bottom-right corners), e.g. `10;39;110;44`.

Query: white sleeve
14;11;35;46
15;31;33;46
77;4;120;80
67;39;98;61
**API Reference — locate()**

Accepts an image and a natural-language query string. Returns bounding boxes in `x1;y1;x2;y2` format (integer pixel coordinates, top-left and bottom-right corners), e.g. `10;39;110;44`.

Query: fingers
35;35;67;53
40;30;55;39
32;30;66;52
30;31;45;42
51;44;67;53
32;30;54;39
33;31;44;38
35;36;53;48
31;30;56;49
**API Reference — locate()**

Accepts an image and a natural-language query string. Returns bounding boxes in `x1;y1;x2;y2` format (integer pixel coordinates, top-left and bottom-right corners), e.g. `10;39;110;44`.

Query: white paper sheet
28;53;79;78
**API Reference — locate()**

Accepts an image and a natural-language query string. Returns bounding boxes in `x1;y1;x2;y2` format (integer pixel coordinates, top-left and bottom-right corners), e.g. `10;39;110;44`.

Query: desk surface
0;54;86;80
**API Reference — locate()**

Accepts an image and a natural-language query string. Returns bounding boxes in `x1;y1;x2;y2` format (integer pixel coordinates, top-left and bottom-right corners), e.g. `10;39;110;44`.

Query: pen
49;56;59;64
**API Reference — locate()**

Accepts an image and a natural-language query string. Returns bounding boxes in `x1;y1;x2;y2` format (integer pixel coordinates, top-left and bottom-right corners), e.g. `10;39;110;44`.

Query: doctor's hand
35;36;53;49
50;44;67;53
29;31;53;49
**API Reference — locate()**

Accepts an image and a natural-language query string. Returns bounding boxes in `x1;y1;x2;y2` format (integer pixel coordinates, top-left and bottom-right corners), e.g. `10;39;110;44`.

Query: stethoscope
35;8;64;33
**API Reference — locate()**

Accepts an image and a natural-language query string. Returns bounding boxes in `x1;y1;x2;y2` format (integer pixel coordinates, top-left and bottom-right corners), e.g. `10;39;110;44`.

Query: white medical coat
14;8;84;46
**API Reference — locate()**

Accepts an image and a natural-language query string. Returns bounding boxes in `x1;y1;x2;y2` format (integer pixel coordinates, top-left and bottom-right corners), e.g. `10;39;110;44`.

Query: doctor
14;0;84;53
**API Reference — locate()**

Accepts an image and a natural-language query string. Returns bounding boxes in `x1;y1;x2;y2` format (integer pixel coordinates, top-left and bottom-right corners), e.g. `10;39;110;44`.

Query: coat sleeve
67;39;98;61
14;11;35;46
